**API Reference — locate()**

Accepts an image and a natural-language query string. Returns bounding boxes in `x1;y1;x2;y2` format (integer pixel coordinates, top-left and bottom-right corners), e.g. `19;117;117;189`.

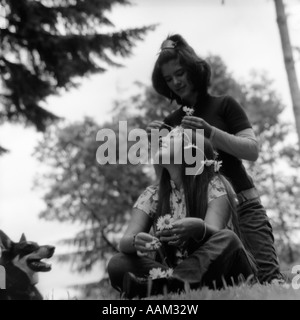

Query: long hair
156;136;239;233
152;34;211;104
155;134;256;269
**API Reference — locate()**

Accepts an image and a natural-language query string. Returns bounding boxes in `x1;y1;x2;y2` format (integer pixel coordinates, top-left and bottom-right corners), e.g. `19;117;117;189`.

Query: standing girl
149;34;281;283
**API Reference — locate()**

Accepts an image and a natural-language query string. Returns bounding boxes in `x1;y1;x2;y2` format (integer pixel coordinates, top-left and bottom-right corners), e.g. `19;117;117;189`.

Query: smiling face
154;127;206;176
157;127;183;165
161;58;195;102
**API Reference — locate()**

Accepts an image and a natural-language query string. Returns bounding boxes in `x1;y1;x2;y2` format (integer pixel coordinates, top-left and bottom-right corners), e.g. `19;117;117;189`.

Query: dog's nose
47;246;55;256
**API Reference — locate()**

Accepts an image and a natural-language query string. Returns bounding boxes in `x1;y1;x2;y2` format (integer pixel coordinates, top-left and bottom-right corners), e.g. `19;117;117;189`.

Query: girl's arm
202;195;231;238
119;208;155;254
210;127;259;162
182;115;259;161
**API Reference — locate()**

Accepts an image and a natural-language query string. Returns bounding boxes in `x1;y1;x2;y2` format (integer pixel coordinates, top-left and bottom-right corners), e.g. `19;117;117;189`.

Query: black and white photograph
0;0;300;302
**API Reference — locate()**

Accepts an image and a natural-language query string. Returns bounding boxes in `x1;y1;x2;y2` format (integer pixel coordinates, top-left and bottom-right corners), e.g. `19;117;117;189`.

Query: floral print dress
133;176;230;266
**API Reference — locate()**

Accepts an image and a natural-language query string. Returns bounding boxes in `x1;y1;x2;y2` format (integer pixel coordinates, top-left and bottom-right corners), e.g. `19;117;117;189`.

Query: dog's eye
29;244;38;251
22;244;38;254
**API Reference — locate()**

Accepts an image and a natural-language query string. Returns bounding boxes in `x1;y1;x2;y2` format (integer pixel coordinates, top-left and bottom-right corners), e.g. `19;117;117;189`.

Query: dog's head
0;230;55;284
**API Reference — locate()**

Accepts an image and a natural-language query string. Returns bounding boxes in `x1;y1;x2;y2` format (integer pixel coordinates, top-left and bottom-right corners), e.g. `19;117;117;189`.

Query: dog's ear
19;233;27;243
0;230;14;250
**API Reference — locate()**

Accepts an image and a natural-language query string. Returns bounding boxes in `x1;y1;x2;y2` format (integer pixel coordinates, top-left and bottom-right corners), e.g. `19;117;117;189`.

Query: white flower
165;268;174;278
183;106;194;116
201;160;222;172
156;215;175;231
214;161;223;172
145;238;161;250
171;126;184;136
176;250;189;259
149;268;174;280
149;268;165;280
204;160;215;167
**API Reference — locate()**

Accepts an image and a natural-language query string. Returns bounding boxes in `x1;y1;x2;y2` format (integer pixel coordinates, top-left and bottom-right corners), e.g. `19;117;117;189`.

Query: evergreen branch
0;145;9;155
74;168;119;253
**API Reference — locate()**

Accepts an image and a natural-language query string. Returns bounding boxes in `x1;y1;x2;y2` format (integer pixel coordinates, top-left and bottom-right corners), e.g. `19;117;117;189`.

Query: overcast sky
0;0;299;299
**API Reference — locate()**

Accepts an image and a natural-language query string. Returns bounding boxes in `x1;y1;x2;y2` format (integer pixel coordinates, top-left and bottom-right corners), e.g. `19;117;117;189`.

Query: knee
107;253;125;280
107;253;129;290
217;229;243;250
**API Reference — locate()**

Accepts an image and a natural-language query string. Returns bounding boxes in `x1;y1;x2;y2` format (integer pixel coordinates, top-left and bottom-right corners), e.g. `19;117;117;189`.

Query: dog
0;230;55;300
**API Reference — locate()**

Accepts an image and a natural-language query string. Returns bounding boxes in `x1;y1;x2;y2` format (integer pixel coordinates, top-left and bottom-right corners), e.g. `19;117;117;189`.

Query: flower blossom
145;238;161;250
214;161;223;172
183;106;195;116
149;268;174;280
200;160;223;172
156;214;175;231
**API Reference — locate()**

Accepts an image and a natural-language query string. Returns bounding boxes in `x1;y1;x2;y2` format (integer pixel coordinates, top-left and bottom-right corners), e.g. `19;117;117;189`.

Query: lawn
145;283;300;300
48;266;300;300
91;280;300;301
46;282;300;300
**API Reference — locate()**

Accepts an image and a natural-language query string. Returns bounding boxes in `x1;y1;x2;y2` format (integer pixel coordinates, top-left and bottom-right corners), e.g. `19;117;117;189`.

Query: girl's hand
134;233;161;257
181;116;213;138
156;218;204;246
146;121;165;136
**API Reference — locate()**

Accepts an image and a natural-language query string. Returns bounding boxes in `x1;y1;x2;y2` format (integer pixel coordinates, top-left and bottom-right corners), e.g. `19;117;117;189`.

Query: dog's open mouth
27;259;52;272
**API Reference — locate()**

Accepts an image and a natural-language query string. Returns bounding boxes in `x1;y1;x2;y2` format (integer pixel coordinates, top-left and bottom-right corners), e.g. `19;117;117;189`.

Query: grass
44;282;300;300
91;280;300;300
144;283;300;300
44;266;300;300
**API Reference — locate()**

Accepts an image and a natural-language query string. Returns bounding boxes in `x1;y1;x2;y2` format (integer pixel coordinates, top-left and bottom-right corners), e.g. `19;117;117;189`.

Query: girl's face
155;128;205;176
155;127;184;165
161;58;195;101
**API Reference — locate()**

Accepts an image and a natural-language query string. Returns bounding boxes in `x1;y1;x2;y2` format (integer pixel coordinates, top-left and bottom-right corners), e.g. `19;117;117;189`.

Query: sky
0;0;300;299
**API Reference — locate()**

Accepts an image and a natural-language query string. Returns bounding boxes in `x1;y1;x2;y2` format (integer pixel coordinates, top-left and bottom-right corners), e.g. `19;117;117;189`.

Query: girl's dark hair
156;136;237;230
155;135;257;271
152;34;211;104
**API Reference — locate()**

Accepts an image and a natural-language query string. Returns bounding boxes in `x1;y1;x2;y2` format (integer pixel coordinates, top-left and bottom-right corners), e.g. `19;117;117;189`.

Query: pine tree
274;0;300;151
34;116;151;271
0;0;154;133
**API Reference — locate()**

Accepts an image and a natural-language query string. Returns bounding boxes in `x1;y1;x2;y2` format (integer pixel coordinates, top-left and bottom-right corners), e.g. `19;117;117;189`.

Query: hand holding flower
155;214;178;245
181;116;213;138
156;228;180;246
134;232;161;257
157;218;205;246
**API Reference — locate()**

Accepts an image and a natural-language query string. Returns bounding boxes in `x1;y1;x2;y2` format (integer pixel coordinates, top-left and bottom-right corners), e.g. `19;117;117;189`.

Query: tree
274;0;300;151
206;55;244;100
34;117;151;272
220;0;300;150
248;125;300;264
0;0;155;141
242;73;300;264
